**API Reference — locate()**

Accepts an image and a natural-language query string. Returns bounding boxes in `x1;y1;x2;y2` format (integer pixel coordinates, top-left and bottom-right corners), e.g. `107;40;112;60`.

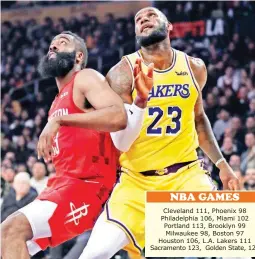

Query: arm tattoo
106;58;133;103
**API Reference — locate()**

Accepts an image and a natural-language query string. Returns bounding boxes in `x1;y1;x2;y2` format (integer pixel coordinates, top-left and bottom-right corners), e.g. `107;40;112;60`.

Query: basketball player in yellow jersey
79;7;240;259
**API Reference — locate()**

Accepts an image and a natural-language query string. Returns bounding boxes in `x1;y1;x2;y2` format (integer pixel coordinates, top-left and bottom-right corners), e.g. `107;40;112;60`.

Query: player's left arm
190;56;240;190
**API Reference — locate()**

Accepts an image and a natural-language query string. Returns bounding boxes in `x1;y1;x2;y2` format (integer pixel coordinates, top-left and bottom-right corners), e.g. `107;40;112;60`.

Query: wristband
215;157;226;168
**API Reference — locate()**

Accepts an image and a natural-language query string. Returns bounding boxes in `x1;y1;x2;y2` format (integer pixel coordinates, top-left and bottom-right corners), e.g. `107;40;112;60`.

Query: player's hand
218;161;240;190
37;117;60;163
133;58;154;108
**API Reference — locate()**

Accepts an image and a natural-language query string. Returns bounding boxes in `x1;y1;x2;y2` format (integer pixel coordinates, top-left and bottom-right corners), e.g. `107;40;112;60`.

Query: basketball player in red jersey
1;31;154;259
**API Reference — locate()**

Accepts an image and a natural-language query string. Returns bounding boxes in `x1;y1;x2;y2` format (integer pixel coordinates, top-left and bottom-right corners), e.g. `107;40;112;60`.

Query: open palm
133;58;154;100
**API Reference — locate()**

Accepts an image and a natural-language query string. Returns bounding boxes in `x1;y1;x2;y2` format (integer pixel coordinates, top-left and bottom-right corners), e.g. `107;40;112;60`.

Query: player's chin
48;55;57;60
141;29;153;36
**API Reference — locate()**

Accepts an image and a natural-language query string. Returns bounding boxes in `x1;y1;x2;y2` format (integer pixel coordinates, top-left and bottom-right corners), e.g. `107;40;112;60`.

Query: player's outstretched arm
190;56;240;190
106;58;154;152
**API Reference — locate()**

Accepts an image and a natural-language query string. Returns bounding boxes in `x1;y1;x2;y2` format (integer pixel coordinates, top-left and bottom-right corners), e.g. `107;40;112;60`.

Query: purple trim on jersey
105;202;142;253
184;54;200;93
125;56;134;70
137;49;176;73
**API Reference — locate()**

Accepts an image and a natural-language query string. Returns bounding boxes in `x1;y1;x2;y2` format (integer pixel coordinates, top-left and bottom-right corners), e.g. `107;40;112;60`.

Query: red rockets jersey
48;72;117;184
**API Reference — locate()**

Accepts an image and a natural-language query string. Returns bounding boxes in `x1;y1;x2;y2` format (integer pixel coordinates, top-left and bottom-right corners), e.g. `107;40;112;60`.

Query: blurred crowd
1;0;77;9
1;10;135;94
1;1;255;259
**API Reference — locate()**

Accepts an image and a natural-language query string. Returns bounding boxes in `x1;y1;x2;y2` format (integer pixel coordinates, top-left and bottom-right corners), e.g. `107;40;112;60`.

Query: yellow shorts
103;160;216;258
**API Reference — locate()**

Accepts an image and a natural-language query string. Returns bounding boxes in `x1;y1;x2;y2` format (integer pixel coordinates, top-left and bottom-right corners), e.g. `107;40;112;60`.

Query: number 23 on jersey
147;106;182;136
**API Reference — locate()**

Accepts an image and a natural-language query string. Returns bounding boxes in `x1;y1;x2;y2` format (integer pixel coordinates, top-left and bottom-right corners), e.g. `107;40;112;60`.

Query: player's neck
141;38;173;70
55;68;79;92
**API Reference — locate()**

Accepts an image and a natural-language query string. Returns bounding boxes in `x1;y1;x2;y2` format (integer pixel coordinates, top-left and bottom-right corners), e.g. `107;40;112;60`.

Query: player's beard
136;23;168;47
38;51;76;78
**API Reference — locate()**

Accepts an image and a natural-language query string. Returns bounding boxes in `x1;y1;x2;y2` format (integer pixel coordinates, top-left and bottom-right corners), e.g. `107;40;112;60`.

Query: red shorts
34;177;112;250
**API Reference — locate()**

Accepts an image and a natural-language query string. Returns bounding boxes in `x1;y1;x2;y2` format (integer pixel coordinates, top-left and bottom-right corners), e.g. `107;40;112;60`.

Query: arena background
1;1;255;259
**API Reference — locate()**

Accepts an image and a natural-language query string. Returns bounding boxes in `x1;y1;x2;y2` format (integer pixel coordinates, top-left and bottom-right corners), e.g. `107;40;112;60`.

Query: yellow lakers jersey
120;48;200;172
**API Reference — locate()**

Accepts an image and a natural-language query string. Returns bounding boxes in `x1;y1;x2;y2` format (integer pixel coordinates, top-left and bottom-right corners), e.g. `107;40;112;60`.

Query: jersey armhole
123;56;135;93
184;54;200;95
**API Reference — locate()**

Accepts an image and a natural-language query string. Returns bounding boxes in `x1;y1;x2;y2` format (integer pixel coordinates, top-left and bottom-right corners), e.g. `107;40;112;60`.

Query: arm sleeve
110;103;146;152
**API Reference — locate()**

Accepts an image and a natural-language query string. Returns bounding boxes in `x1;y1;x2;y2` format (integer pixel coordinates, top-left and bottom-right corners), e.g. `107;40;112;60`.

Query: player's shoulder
74;69;106;92
76;68;104;80
187;55;206;72
75;68;105;84
106;57;132;88
107;57;131;78
186;55;207;90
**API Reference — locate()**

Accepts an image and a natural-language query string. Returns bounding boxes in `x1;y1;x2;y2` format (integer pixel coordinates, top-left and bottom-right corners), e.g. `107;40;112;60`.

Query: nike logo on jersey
65;202;90;226
129;109;133;115
175;71;188;76
60;92;68;99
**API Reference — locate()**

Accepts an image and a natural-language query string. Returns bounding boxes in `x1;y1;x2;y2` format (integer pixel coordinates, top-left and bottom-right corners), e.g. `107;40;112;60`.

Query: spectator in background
247;98;255;117
229;154;241;172
245;116;255;134
20;110;34;129
218;95;230;111
195;2;207;20
205;93;218;124
172;3;189;22
221;137;238;161
15;135;31;163
1;177;6;206
24;129;37;153
26;155;37;174
244;168;255;190
217;66;239;91
229;116;245;150
1;172;37;222
30;162;48;194
2;159;12;169
246;78;255;100
16;164;29;173
236;86;250;116
1;167;16;197
241;133;255;172
239;69;249;88
211;2;224;19
34;115;43;138
213;109;231;141
4;151;16;164
1;137;14;160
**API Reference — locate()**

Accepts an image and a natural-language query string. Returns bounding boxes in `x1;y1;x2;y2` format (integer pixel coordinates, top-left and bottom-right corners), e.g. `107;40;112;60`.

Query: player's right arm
106;57;153;108
37;69;128;162
107;58;154;152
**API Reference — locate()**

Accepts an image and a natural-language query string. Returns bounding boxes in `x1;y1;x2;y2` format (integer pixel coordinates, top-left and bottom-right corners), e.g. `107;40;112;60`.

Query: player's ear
167;22;173;37
76;51;84;66
168;22;173;32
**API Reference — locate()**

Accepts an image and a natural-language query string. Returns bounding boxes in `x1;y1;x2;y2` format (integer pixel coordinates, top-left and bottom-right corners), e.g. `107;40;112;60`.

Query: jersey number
147;106;182;136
